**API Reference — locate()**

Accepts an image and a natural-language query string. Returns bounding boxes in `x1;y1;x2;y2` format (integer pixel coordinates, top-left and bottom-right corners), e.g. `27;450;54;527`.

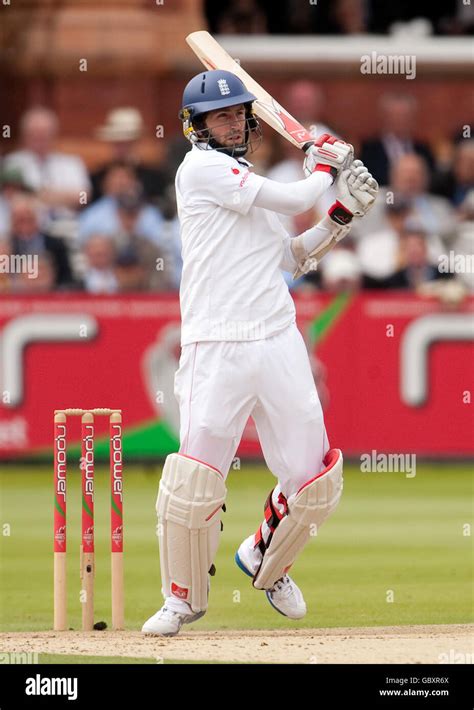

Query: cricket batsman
142;70;378;636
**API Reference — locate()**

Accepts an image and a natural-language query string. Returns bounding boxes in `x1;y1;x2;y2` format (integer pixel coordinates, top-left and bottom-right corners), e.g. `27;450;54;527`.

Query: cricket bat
185;31;315;153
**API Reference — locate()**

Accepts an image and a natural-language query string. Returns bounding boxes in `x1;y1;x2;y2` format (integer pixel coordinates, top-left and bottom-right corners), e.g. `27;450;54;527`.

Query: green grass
38;655;251;664
39;654;157;664
0;464;472;632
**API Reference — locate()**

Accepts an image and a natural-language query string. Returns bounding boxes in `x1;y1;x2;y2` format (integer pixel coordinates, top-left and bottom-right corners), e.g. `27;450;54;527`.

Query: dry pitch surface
1;625;472;664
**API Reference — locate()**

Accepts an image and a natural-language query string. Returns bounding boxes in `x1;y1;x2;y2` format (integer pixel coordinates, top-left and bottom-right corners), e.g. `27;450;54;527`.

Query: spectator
381;226;453;290
320;248;362;292
116;189;159;249
207;1;470;35
356;200;411;281
82;235;119;294
220;0;367;35
0;166;34;238
91;108;169;205
79;172;180;289
432;139;474;206
352;154;454;264
9;194;74;289
115;232;174;292
115;247;148;292
451;190;474;292
101;161;138;199
213;0;267;33
329;0;367;34
81;232;173;293
14;254;57;294
4;107;90;212
391;154;454;242
275;81;338;147
361;94;434;185
79;164;164;247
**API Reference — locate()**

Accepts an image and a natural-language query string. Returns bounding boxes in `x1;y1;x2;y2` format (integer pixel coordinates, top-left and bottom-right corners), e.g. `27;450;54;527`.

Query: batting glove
303;133;354;181
329;160;379;225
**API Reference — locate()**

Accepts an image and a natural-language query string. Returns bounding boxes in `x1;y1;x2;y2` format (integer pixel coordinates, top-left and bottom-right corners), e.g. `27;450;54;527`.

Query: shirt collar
193;142;253;167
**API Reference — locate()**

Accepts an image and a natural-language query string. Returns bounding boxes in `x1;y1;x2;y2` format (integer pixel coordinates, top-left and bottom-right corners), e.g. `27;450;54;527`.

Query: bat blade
185;31;314;152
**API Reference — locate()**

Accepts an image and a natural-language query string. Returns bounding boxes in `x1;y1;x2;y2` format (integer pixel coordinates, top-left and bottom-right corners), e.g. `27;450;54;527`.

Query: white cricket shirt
175;144;296;345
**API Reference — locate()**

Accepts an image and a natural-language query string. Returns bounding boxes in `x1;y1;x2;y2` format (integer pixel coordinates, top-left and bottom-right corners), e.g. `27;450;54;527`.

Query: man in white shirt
4;107;90;212
142;70;378;637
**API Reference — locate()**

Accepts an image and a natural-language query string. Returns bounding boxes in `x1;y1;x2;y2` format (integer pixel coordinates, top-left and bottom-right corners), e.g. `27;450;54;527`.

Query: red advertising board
0;293;472;459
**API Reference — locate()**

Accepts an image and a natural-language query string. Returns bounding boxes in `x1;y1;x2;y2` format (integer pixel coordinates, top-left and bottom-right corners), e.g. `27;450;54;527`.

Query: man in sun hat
91;107;169;203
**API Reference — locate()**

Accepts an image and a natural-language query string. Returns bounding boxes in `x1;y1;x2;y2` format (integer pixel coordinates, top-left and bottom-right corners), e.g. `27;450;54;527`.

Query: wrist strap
315;164;337;182
328;200;353;225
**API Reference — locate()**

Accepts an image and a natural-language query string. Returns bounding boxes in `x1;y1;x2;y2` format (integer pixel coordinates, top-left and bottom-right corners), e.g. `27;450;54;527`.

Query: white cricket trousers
174;322;329;498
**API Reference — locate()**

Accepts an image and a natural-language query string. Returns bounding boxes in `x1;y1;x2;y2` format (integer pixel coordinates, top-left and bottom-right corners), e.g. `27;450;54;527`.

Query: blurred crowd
266;85;473;296
204;1;474;36
0;107;182;295
0;87;472;297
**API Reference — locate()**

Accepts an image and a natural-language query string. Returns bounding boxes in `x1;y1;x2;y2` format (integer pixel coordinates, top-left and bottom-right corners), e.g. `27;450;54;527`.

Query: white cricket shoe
265;575;307;620
235;535;260;577
141;605;206;637
235;539;307;620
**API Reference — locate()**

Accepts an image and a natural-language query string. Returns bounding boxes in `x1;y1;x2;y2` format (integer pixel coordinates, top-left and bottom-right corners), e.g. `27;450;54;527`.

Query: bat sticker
255;99;313;143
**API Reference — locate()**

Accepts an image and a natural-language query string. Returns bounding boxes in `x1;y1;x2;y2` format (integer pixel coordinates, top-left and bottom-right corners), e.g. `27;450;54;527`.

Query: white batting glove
290;159;378;279
303;133;354;181
332;160;379;221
